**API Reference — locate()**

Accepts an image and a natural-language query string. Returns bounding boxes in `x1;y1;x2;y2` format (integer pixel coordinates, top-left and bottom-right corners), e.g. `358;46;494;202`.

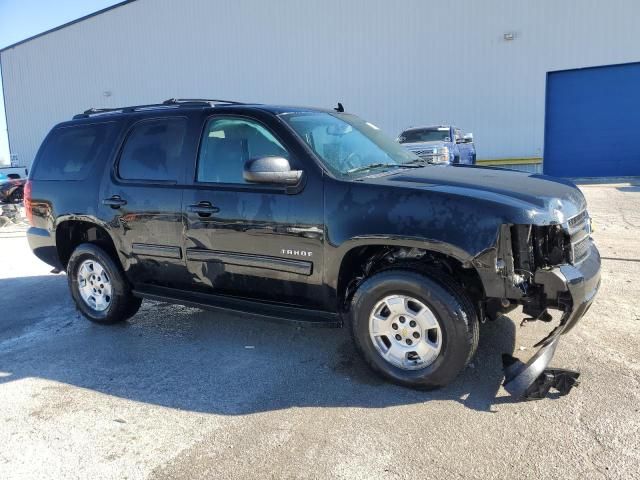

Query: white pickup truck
0;165;29;179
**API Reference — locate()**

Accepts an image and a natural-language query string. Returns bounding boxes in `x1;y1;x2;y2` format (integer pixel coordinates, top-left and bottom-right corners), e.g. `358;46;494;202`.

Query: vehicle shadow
0;274;518;414
616;186;640;193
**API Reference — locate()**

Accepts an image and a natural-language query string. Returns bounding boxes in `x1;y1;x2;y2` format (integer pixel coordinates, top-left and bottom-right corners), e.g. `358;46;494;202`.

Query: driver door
182;114;326;308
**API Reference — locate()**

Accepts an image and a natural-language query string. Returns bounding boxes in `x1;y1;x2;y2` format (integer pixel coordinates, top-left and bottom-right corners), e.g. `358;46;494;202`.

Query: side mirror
243;156;303;185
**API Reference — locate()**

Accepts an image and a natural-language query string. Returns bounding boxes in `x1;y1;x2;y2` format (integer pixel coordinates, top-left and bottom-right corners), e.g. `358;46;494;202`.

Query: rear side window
118;118;187;182
33;123;114;181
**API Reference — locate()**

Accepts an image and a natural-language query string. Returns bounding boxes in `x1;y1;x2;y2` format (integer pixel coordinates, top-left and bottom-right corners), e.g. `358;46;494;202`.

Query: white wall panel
1;0;639;167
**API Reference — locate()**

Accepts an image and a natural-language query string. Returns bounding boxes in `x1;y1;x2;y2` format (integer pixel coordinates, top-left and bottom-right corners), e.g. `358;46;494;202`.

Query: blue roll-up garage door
544;62;640;177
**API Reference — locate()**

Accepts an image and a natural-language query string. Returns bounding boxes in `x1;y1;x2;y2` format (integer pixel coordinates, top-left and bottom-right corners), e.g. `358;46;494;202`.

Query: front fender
322;179;536;304
324;235;474;293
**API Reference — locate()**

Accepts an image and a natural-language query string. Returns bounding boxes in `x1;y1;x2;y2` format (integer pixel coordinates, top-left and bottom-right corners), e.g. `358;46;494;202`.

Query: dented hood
364;165;587;223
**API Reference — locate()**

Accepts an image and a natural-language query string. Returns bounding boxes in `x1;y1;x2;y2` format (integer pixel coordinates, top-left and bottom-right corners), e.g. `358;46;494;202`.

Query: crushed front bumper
503;244;601;399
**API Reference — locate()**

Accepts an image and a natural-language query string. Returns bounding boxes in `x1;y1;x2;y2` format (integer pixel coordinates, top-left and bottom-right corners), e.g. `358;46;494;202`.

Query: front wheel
349;269;479;389
67;243;142;324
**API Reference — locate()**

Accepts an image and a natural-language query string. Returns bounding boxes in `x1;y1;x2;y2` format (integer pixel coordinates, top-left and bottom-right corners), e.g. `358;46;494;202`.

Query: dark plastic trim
186;248;313;276
132;284;339;327
131;243;182;259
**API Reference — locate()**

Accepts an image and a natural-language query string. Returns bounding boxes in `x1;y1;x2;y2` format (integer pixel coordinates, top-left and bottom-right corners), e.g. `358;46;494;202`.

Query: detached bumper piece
503;354;580;400
525;368;580;399
502;246;600;400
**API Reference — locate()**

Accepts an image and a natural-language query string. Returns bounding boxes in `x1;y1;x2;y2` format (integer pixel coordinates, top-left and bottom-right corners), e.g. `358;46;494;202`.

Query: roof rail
72;98;245;119
162;98;245;105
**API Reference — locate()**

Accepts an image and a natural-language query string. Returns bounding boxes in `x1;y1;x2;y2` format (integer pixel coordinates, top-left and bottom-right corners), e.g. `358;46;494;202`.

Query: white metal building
1;0;640;176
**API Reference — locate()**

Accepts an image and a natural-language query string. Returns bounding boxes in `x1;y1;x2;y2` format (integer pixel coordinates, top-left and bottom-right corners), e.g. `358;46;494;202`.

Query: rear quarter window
32;123;116;181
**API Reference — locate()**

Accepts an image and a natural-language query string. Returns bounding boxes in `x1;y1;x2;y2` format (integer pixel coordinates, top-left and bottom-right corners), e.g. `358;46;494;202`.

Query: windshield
398;128;451;143
280;112;420;177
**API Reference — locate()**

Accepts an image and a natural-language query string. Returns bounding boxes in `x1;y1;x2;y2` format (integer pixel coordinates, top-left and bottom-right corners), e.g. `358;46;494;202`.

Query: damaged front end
477;210;601;400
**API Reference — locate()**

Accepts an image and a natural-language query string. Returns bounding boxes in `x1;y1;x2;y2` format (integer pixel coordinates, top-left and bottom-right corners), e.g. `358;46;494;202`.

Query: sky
0;0;122;165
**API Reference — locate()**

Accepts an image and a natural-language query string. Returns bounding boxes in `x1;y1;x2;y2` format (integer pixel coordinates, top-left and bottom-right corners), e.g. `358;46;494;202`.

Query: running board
132;285;341;328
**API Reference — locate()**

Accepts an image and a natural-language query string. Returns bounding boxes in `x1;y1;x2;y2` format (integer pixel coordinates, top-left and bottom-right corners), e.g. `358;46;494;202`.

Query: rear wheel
67;243;141;324
349;269;478;389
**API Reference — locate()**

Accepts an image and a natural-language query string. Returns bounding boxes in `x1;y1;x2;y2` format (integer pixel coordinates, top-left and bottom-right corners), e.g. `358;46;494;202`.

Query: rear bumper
503;243;601;398
27;226;62;270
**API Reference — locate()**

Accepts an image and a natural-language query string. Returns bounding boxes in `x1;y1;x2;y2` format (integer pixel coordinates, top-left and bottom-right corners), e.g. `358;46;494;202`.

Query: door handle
188;201;220;217
102;195;127;208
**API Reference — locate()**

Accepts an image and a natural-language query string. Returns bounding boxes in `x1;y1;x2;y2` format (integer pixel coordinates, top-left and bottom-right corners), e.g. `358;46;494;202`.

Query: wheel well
55;221;119;269
337;245;486;312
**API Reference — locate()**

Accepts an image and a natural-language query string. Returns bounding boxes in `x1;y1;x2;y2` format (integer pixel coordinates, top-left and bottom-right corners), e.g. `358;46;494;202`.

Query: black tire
349;269;479;389
8;187;23;204
67;243;142;324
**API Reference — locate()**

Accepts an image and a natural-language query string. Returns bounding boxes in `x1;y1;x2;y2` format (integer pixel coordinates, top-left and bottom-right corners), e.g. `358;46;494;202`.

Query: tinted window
398;128;451;143
33;123;114;181
118;118;187;182
197;117;288;184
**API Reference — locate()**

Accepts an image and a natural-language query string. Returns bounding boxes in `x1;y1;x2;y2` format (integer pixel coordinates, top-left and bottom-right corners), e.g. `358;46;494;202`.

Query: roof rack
163;98;245;105
72;98;245;119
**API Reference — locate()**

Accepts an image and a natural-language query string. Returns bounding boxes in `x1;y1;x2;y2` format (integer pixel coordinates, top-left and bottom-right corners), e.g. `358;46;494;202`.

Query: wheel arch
330;238;485;313
54;217;122;270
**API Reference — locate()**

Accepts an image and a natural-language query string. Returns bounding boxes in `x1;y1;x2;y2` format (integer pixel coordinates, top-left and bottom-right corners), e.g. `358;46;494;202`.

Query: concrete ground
0;182;638;480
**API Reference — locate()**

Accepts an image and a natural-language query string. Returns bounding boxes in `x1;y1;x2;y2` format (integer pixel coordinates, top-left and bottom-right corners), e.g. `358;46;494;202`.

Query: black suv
26;99;600;398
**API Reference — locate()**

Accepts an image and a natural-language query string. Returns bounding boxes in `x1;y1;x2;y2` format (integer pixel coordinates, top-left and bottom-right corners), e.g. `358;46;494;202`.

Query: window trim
192;113;296;191
113;116;189;186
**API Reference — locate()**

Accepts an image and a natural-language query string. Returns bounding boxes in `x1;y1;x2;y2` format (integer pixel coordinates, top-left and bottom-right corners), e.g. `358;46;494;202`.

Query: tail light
24;180;33;225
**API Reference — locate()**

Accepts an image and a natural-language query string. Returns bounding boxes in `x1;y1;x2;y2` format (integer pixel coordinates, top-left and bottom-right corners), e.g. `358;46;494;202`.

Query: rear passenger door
182;113;326;309
99;115;197;287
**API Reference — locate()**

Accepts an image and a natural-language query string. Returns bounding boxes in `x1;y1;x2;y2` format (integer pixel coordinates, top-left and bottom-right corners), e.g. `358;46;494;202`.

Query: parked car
0;172;26;203
0;165;29;179
25;99;599;398
397;125;476;165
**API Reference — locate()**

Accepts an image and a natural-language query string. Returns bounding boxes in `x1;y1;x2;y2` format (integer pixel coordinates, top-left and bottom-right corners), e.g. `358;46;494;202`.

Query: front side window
34;123;115;181
197;117;288;184
281;112;418;176
118;118;187;182
398;127;451;144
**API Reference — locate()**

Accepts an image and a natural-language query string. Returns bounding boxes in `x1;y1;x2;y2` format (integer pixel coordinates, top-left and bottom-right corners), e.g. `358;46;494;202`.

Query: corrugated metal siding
1;0;640;167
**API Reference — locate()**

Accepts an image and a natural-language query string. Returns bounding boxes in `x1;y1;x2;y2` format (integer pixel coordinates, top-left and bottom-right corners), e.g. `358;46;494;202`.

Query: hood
362;165;587;224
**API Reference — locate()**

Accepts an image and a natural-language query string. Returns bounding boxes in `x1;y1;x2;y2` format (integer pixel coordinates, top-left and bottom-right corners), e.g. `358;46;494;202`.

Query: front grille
568;210;589;231
567;210;591;264
571;235;591;264
413;149;435;157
